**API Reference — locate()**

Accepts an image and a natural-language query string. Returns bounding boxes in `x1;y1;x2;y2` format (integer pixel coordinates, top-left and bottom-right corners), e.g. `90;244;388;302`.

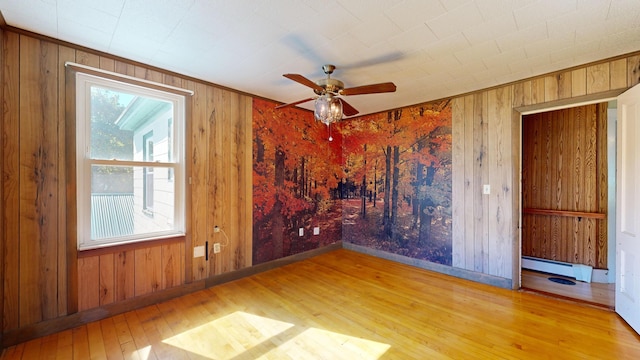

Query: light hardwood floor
2;249;639;359
521;269;615;309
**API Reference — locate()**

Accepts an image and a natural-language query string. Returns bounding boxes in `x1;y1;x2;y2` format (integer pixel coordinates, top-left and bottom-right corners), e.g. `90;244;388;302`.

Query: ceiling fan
276;64;397;121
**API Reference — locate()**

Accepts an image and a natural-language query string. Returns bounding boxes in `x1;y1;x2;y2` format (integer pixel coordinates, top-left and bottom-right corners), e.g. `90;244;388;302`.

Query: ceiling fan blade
283;74;324;93
275;97;314;109
340;82;397;96
338;98;359;117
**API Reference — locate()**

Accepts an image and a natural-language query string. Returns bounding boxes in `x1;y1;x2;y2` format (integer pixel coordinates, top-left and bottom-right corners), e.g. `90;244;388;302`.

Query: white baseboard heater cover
522;256;594;283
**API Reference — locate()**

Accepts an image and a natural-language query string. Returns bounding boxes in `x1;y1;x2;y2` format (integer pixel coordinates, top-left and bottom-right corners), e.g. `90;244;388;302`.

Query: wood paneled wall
1;30;252;335
521;104;608;268
451;53;640;285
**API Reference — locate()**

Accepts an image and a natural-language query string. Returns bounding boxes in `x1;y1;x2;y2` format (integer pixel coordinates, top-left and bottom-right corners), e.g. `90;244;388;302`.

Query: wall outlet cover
313;227;320;235
193;246;205;258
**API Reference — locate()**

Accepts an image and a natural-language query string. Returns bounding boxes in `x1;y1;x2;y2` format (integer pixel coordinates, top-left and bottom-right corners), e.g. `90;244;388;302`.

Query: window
75;71;186;250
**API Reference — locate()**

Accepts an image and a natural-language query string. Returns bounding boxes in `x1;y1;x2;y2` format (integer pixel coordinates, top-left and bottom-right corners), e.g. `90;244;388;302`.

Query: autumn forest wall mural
253;98;452;266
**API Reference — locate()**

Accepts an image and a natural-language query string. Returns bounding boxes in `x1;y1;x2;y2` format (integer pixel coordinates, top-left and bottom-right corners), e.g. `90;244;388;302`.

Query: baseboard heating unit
522;256;600;283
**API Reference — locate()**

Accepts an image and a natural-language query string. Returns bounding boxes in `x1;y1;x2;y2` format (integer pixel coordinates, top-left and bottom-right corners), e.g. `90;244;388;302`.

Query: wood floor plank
17;338;40;360
55;329;73;360
123;311;157;360
1;249;639;359
38;333;58;360
98;317;124;360
135;306;189;359
71;326;90;360
86;321;108;360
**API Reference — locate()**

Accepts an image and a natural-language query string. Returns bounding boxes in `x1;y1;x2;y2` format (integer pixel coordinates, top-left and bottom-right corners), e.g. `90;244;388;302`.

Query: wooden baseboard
344;242;513;289
2;280;205;348
1;241;342;349
205;241;342;288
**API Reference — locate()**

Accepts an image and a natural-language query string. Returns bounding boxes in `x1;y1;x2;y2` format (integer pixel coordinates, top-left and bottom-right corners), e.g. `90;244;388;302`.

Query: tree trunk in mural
391;145;400;243
419;164;437;246
383;145;392;236
253;136;266;254
300;157;305;198
273;147;285;258
361;144;367;218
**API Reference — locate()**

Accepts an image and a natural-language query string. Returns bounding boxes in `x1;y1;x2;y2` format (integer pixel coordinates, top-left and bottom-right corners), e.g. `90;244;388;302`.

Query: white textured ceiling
1;0;640;116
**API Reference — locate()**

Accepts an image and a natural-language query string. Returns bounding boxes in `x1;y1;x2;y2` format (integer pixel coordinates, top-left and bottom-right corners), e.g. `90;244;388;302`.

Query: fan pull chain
328;124;333;141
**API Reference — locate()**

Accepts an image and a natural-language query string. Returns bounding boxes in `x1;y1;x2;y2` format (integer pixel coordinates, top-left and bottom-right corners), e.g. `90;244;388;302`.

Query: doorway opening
519;100;617;309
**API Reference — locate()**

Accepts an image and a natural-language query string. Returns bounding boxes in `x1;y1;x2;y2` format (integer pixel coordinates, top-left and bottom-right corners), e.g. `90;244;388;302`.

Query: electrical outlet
313;227;320;235
483;184;491;195
214;226;220;233
213;243;221;254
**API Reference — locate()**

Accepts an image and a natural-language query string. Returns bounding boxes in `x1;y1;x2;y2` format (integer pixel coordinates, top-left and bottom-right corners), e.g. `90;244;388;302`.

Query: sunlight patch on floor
162;311;390;359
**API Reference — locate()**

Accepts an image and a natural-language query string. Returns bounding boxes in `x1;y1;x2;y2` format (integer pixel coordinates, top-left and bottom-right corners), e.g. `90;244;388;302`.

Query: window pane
91;165;175;241
89;87;135;160
90;86;174;162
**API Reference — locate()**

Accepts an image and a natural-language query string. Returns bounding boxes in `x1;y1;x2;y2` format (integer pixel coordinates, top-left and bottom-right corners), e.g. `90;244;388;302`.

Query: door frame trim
512;90;625;290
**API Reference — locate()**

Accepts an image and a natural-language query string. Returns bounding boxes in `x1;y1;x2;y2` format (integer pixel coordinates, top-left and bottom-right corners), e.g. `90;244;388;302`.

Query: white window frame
75;71;186;250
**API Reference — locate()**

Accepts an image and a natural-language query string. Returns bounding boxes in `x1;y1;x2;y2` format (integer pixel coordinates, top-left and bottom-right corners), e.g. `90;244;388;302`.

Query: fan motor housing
315;78;344;95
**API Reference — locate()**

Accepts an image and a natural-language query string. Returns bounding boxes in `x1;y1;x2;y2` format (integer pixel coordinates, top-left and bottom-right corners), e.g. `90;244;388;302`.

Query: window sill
77;234;186;258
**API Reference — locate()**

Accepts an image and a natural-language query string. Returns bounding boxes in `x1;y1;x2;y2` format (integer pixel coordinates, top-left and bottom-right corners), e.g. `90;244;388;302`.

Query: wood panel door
616;84;640;334
521;104;608;267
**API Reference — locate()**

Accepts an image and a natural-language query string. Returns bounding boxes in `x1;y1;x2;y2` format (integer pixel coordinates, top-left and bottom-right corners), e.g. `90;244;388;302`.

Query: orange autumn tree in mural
253;97;452;265
253;98;343;263
339;100;452;264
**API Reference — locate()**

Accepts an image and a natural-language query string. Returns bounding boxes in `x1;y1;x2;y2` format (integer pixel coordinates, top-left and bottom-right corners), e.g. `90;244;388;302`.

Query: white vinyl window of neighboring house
75;71;186;250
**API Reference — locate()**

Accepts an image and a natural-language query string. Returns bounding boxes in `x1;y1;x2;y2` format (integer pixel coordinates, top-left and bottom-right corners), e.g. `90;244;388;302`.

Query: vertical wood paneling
161;242;183;289
473;93;489;272
225;92;240;274
240;96;253;268
77;257;99;311
210;87;226;276
18;36;59;326
3;30;21;332
0;26;4;338
114;60;135;77
463;95;475;272
627;55;640;87
586;63;610;94
544;75;558;102
610;58;627;90
571;68;587;97
57;44;75;318
512;82;526;108
98;254;114;306
134;247;162;296
531;78;545;104
596;104;608;268
114;250;135;302
190;81;209;281
487;87;513;278
208;87;222;277
75;50;99;68
451;97;465;268
557;71;572;99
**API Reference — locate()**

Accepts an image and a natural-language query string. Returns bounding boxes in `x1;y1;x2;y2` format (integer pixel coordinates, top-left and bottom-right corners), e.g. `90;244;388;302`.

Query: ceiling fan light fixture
314;94;342;125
